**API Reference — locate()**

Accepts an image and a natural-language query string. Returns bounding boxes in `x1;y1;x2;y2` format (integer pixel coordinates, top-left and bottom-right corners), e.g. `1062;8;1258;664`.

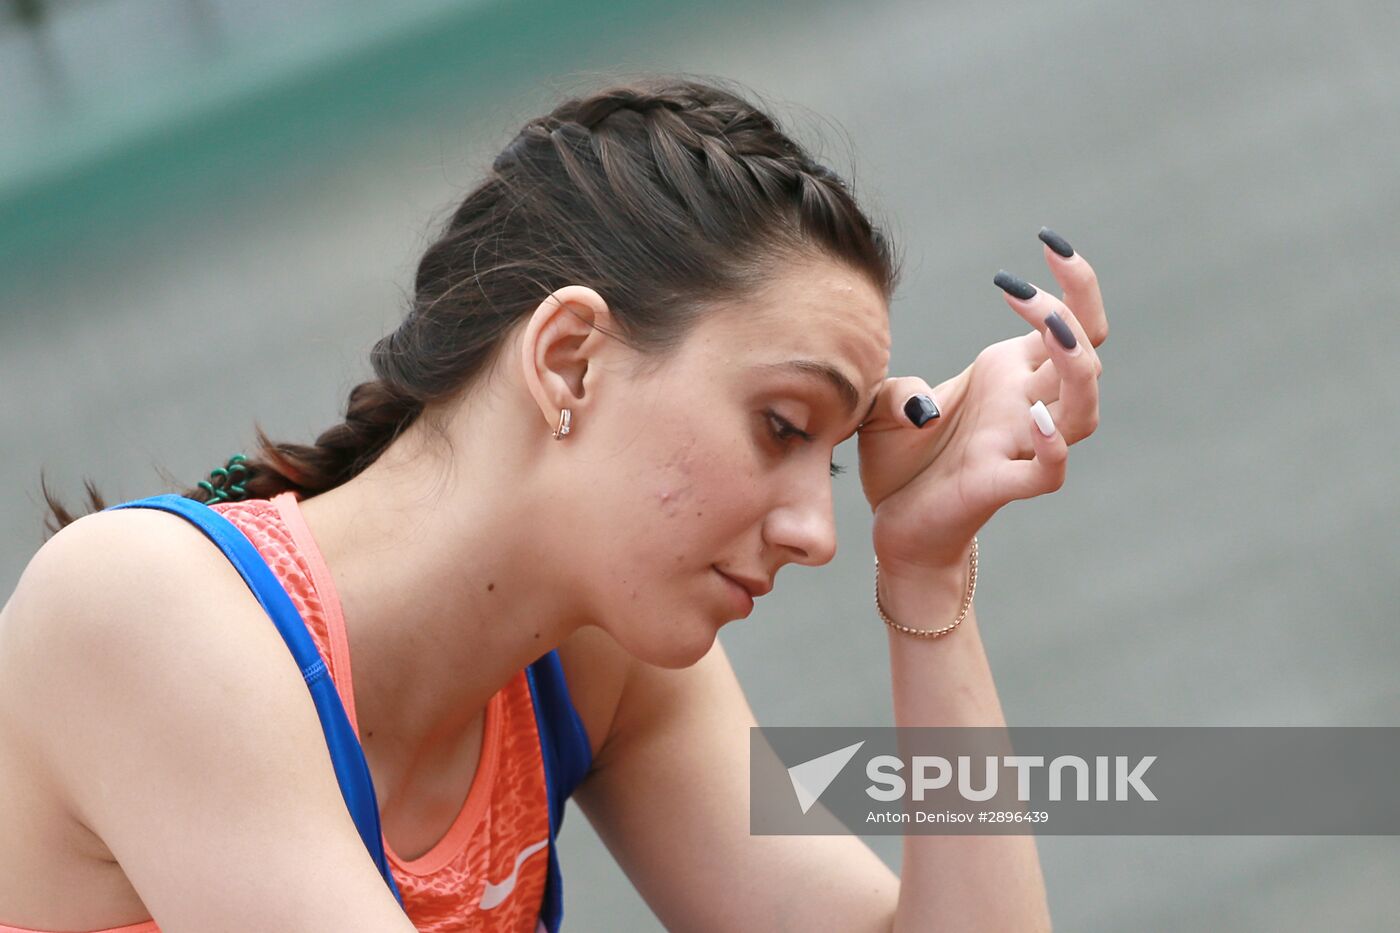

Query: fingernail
1030;400;1057;438
1038;226;1074;258
994;269;1037;300
904;394;941;427
1044;311;1080;353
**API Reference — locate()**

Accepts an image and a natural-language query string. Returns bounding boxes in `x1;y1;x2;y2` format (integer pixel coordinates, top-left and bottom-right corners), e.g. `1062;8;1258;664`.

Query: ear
519;285;616;434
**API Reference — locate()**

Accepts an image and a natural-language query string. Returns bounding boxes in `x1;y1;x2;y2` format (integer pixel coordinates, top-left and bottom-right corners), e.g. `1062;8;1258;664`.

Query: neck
293;414;586;778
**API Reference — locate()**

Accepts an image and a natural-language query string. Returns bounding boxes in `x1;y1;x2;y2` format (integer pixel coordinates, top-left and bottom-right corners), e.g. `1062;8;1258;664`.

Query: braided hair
40;77;899;538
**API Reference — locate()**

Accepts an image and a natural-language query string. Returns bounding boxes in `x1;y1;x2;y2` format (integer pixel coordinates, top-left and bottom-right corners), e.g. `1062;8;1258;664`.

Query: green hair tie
198;454;251;504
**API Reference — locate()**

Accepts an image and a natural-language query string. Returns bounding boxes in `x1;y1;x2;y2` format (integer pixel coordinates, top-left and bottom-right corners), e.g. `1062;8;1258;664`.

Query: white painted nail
1030;400;1057;438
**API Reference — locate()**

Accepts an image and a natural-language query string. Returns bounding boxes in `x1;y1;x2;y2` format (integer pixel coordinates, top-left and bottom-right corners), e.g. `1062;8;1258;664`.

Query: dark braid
496;83;886;272
39;76;899;539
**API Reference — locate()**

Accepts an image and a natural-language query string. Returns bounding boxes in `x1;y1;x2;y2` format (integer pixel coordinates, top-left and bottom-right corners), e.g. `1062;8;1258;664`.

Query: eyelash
765;410;846;477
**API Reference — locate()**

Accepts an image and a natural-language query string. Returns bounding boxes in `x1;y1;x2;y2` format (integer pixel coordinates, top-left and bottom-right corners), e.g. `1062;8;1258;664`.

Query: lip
713;568;756;618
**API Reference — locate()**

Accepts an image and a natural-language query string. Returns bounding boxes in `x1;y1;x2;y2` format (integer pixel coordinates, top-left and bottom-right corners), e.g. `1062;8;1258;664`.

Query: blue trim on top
525;649;594;932
105;493;404;907
106;493;597;927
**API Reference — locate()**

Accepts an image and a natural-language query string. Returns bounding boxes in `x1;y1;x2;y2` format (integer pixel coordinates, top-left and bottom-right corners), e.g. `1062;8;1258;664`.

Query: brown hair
39;76;899;539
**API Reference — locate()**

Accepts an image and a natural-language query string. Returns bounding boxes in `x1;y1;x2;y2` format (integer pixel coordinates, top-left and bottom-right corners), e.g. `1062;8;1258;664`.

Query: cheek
652;434;699;519
636;434;761;554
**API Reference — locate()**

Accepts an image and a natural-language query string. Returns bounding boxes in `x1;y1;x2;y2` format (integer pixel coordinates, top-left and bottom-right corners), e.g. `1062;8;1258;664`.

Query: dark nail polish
1038;226;1074;258
903;394;940;427
1045;311;1078;351
993;269;1037;300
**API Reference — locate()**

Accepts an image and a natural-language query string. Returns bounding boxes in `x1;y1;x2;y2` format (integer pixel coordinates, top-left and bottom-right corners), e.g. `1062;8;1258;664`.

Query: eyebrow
756;359;881;425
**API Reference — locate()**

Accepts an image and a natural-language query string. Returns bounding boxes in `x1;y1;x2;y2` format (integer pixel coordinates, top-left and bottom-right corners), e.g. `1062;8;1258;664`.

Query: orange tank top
0;492;553;933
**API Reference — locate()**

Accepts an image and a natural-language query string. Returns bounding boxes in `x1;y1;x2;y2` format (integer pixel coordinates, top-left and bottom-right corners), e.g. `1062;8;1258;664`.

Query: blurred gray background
3;0;1398;930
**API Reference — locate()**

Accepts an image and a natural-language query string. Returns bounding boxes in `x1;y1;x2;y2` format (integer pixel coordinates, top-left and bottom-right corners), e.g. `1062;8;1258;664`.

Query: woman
0;77;1104;931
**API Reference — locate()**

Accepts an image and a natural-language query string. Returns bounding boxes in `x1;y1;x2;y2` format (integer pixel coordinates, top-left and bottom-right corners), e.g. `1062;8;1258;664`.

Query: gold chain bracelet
873;536;978;638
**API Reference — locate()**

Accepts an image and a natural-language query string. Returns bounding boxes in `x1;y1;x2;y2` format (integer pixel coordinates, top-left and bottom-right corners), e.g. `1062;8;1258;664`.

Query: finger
1025;324;1103;444
1038;227;1108;347
994;270;1103;379
859;375;942;434
1034;319;1100;443
994;401;1069;502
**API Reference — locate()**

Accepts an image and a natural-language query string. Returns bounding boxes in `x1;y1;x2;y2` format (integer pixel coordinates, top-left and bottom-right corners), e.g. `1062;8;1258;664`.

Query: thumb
858;375;944;434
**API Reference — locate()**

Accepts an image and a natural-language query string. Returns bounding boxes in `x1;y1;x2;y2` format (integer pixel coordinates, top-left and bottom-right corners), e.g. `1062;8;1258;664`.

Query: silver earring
552;408;572;439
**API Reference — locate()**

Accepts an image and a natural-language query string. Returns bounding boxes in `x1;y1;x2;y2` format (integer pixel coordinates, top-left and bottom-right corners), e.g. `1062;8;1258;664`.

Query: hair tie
198;454;251;504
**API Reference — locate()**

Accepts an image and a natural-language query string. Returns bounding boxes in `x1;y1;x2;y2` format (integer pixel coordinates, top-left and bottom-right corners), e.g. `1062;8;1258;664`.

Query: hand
857;229;1108;573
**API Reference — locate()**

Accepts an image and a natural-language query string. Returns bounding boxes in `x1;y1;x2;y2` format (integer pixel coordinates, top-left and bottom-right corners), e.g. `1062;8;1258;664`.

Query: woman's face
572;258;891;668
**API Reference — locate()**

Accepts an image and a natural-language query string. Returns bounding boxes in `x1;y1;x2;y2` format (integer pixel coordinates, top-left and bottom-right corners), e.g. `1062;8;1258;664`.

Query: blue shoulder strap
106;494;403;907
525;649;593;933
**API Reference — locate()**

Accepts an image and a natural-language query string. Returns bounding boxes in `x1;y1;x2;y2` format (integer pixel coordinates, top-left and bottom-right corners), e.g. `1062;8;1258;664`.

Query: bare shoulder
0;509;253;916
2;507;242;676
0;508;416;930
4;506;242;628
0;505;335;773
0;506;273;707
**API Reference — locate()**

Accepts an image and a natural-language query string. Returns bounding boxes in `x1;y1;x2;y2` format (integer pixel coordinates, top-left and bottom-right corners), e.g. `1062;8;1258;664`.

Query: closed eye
765;410;846;477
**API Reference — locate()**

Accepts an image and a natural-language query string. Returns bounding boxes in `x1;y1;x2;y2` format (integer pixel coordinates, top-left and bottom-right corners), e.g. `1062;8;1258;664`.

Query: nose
762;472;838;567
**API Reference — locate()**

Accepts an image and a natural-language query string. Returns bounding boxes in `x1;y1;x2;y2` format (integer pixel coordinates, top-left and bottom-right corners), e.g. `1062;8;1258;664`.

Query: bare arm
878;554;1052;932
1;510;416;933
570;574;1048;933
572;638;899;933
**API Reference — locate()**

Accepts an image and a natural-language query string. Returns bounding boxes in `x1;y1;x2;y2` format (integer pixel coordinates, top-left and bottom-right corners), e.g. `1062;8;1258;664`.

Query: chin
654;634;720;670
609;612;722;670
